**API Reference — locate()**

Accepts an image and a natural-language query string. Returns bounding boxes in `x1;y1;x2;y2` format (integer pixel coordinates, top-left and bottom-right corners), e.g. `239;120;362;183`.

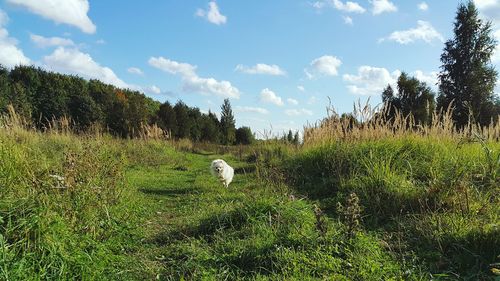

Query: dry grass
304;99;500;146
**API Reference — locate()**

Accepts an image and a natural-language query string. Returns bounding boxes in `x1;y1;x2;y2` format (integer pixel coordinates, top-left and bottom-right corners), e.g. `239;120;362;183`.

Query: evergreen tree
438;1;498;127
220;99;236;145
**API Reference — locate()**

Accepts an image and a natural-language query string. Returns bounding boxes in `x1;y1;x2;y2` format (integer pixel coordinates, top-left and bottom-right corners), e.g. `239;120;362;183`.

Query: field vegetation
1;1;499;280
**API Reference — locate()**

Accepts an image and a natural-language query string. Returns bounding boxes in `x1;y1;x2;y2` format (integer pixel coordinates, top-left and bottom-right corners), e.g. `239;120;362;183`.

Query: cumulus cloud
235;106;269;114
196;1;227;25
43;47;129;88
182;76;240;99
418;2;429;11
297;85;305;92
474;0;500;62
235;63;286;76
379;20;444;44
0;9;30;68
127;67;144;75
312;0;366;13
149;56;240;99
474;0;500;25
371;0;397;15
285;108;313;116
305;55;342;79
332;0;366;13
260;88;284;106
343;65;400;95
148;56;197;77
414;70;438;88
7;0;96;34
30;34;74;48
287;98;299;105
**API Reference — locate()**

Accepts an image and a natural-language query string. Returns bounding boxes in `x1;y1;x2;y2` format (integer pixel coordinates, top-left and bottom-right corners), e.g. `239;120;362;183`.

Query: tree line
379;1;500;127
0;65;255;144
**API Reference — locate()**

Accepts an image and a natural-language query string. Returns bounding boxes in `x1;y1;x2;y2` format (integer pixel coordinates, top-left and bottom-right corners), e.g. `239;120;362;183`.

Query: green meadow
0;119;498;280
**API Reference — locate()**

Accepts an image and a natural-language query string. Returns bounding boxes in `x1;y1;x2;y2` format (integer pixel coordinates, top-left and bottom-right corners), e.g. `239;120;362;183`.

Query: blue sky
1;0;499;137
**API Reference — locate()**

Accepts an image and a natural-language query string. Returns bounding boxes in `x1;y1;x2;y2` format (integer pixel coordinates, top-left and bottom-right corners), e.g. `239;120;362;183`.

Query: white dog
210;159;234;188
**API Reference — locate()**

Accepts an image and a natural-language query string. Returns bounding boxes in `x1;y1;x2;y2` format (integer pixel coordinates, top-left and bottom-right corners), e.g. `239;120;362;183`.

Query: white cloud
312;0;365;13
418;2;429;11
96;39;106;44
149;56;240;99
235;106;269;114
305;55;342;79
414;70;438;88
7;0;96;34
285;108;313;116
474;1;500;62
343;65;400;95
474;0;500;25
43;47;129;88
196;1;227;25
332;0;366;13
182;75;240;99
145;85;161;94
148;56;197;77
260;88;284;106
379;20;444;44
235;63;286;76
297;85;305;92
0;9;30;68
343;15;353;25
127;67;144;75
287;98;299;105
30;34;74;48
371;0;397;15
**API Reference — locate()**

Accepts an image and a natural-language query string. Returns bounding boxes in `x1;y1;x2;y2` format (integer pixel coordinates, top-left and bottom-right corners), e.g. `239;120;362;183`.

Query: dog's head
211;160;225;175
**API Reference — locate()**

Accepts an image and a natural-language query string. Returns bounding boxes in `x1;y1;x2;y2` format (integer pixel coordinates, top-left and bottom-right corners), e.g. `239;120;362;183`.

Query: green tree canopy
437;1;498;127
235;126;255;145
382;72;435;125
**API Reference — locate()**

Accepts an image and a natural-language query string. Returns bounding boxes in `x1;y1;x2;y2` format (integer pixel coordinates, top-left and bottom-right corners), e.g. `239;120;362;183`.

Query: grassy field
0;120;499;280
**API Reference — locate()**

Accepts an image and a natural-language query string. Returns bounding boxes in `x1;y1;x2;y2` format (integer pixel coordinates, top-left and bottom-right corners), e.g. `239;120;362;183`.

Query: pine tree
220;98;236;145
438;1;498;127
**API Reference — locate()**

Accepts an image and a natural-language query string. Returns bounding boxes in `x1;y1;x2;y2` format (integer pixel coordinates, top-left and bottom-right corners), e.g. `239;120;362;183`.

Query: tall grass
304;100;500;146
0;107;144;280
272;102;500;279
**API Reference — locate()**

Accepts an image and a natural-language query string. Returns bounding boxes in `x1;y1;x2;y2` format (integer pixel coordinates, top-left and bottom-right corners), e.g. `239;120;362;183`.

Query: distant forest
0;65;256;145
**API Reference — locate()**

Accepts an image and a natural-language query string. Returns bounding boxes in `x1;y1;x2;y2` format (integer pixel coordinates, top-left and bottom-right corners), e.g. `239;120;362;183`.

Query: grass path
125;151;259;279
